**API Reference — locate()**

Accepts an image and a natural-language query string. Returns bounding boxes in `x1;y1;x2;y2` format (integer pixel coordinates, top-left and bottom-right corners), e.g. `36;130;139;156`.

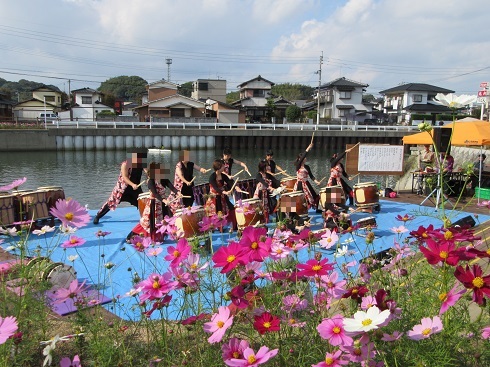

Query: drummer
221;147;250;176
206;159;247;231
253;160;284;222
173;150;208;209
293;142;321;212
93;149;147;224
263;149;285;174
327;147;355;206
127;162;179;241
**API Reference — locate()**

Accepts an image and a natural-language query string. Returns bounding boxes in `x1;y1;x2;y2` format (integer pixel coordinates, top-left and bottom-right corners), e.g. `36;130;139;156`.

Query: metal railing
46;120;419;132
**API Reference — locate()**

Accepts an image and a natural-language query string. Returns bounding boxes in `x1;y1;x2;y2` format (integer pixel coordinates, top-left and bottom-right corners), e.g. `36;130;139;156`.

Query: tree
266;98;276;122
285;105;302;122
98;76;147;103
271;83;315;100
178;82;193;97
226;91;240;104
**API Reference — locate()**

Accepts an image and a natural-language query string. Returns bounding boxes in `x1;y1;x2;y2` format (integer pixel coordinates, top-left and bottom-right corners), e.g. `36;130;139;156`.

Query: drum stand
420;174;454;211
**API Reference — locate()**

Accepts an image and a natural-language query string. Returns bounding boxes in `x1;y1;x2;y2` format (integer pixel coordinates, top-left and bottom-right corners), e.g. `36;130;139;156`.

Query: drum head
45;263;77;290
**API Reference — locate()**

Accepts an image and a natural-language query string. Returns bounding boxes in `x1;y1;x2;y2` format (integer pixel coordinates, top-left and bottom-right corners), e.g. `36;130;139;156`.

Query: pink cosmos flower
183;253;209;273
317;314;353;346
170;266;197;290
156;215;177;235
319;271;347;299
0;177;26;191
239;226;271;262
222;338;250;361
203;306;234;344
319;229;339;249
407;316;443;340
60;355;81;367
297;258;333;278
61;236;86;248
53;279;88;304
199;215;219;232
146;247;163;257
340;335;375;363
439;285;466;315
0;316;18;344
281;294;308;313
360;295;377;311
481;326;490;339
269;242;291;260
224;345;278;367
130;235;152;252
381;331;404;342
390;225;408;234
137;272;178;302
212;241;247;274
95;230;111;238
312;350;348;367
50;199;90;228
165;238;191;267
419;238;465;266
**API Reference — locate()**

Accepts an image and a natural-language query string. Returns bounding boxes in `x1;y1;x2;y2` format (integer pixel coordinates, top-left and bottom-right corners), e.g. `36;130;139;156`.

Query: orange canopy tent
402;120;490;146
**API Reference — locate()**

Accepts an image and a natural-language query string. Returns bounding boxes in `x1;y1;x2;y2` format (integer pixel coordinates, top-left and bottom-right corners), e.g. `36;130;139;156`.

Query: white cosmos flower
343;305;391;333
59;225;77;234
32;225;55;236
434;93;477;109
334;245;349;258
67;255;79;262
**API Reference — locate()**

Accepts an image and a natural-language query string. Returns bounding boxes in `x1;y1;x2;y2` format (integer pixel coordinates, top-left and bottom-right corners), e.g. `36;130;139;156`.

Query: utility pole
316;52;323;125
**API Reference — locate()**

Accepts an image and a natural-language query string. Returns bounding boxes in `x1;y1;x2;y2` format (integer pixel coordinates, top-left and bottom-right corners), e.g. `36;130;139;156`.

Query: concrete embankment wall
0;128;407;152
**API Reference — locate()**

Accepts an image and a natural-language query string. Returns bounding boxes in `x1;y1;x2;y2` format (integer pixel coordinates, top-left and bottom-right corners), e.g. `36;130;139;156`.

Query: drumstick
349;173;360;181
189;176;196;184
317;177;326;185
348;142;360;152
271;170;287;176
245;168;252;177
310;132;315;145
202;169;211;173
136;181;146;188
232;169;244;178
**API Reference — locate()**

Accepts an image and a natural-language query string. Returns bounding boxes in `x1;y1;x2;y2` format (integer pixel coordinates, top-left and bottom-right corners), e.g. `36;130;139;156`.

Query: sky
0;0;488;97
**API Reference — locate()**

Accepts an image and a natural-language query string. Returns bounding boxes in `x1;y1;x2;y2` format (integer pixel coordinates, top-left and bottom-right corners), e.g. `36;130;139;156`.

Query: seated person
472;153;487;191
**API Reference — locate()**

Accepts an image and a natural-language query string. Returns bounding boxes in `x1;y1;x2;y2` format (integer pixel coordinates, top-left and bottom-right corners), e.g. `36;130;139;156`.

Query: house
0;92;14;119
230;75;293;123
12;85;62;121
69;88;114;121
191;79;227;104
134;79;207;121
379;83;454;125
310;77;370;123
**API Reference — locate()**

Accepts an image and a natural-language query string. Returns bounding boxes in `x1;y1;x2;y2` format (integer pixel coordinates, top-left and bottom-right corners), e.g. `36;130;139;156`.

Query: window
253;90;265;97
413;94;423;103
44;96;55;102
82;96;92;104
339;91;351;99
339;109;346;117
198;82;208;91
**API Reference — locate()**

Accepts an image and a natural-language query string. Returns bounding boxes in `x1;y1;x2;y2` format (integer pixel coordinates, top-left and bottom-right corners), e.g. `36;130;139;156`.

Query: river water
0;149;397;209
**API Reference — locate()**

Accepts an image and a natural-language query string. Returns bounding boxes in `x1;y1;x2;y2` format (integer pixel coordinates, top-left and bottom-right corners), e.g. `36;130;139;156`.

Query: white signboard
477;97;486;104
358;145;404;173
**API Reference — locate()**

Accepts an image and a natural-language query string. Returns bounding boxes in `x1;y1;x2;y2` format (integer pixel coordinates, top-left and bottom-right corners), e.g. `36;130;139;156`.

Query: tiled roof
404;103;451;113
380;83;454;94
336;104;354;109
320;77;368;89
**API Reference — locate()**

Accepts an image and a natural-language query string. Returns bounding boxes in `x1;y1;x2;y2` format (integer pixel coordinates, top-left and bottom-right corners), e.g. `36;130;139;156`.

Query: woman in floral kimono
253;160;282;222
327;147;354;206
206;159;246;231
93;150;146;224
129;162;179;241
293;143;321;210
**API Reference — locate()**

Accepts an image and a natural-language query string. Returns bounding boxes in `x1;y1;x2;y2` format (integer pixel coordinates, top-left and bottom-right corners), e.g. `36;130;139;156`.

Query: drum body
235;198;265;227
320;186;345;207
43;263;77;290
18;191;50;221
353;182;379;206
174;206;206;238
38;186;65;210
280;177;297;191
0;194;18;226
137;192;151;217
279;191;308;216
357;216;377;229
